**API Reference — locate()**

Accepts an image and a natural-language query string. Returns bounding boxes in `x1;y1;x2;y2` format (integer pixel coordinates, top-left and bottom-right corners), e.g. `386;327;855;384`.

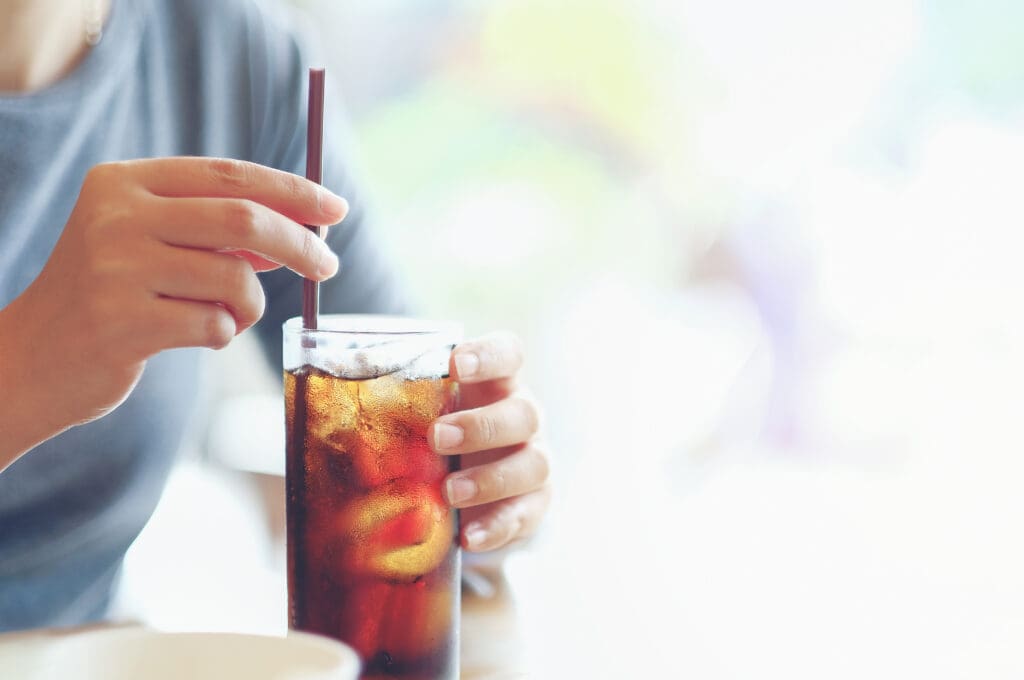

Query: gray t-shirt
0;0;405;630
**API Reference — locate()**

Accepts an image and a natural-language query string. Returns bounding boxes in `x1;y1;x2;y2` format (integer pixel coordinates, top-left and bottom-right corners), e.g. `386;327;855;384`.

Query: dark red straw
302;68;326;330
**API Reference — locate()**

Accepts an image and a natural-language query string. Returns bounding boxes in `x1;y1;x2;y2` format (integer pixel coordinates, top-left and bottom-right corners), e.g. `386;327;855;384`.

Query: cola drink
284;317;461;679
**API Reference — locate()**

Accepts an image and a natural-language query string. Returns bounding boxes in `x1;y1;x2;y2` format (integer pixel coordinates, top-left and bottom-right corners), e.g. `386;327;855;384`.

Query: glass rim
283;314;462;338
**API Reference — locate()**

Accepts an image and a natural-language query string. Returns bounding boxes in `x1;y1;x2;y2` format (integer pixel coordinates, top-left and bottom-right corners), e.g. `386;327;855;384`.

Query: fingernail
446;476;478;506
319;188;349;218
318;252;340;278
433;423;464;451
454;353;479;380
464;523;488;550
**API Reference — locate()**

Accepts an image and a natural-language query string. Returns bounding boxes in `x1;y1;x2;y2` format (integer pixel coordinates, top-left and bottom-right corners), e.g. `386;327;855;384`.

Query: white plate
0;626;360;680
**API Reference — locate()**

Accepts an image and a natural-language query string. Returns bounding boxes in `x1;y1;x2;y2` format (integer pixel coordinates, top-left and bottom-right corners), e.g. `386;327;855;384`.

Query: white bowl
0;626;360;680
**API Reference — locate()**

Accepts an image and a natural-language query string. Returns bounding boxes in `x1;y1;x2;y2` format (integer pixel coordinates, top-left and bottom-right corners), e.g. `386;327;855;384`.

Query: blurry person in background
0;0;550;631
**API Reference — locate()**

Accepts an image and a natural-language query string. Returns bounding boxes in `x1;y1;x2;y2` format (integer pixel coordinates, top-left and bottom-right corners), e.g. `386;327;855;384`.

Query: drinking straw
291;68;326;629
302;68;326;331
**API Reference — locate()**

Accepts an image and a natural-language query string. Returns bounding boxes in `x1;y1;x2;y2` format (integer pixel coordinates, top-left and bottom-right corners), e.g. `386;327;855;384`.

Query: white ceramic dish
0;626;360;680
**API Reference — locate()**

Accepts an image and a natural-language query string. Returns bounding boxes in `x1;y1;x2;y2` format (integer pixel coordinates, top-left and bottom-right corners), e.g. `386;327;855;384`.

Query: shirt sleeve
239;3;411;371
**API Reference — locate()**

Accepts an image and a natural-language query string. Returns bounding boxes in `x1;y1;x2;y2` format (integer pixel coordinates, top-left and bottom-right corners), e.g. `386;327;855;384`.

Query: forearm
0;296;71;472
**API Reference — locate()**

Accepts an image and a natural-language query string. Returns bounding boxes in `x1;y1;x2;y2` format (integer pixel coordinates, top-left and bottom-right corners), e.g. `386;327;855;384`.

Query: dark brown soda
286;366;460;679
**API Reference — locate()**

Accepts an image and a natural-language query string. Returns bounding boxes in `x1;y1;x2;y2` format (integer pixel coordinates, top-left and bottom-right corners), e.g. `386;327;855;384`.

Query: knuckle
82;164;108;192
79;167;138;233
297;228;320;266
517;487;550;540
81;232;128;279
528;446;551;485
495;504;524;543
224;200;261;240
239;277;266;327
285;172;310;204
83;161;126;189
213;257;262;329
203;309;234;349
222;256;253;292
487;466;509;499
514;396;541;434
252;279;267;319
96;203;137;237
208;158;254;189
474;412;501;446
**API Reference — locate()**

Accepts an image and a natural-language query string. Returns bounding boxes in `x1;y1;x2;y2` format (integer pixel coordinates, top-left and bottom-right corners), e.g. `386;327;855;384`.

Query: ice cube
303;369;360;446
344;375;450;487
323;337;441;380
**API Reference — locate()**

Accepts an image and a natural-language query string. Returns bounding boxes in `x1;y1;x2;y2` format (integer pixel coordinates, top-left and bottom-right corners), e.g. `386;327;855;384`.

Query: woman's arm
0;294;73;470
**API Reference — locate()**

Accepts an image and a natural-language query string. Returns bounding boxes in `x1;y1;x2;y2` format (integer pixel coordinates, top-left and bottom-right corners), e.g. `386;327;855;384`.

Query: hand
0;157;345;465
429;332;552;552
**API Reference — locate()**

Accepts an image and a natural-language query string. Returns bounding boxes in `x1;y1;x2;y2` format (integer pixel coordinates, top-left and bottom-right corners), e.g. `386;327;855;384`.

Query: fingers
148;246;266;333
118;157;348;226
141;297;239;354
219;249;280;273
443;443;550;508
460;486;552;552
149;197;339;280
438;330;549;552
429;393;540;455
456;378;517;411
450;331;524;383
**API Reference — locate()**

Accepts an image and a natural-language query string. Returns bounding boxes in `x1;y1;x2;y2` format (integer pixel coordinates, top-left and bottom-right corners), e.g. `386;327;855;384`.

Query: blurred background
117;0;1024;677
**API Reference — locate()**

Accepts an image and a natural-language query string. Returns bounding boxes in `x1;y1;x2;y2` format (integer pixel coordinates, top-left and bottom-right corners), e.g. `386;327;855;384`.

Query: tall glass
283;316;462;679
